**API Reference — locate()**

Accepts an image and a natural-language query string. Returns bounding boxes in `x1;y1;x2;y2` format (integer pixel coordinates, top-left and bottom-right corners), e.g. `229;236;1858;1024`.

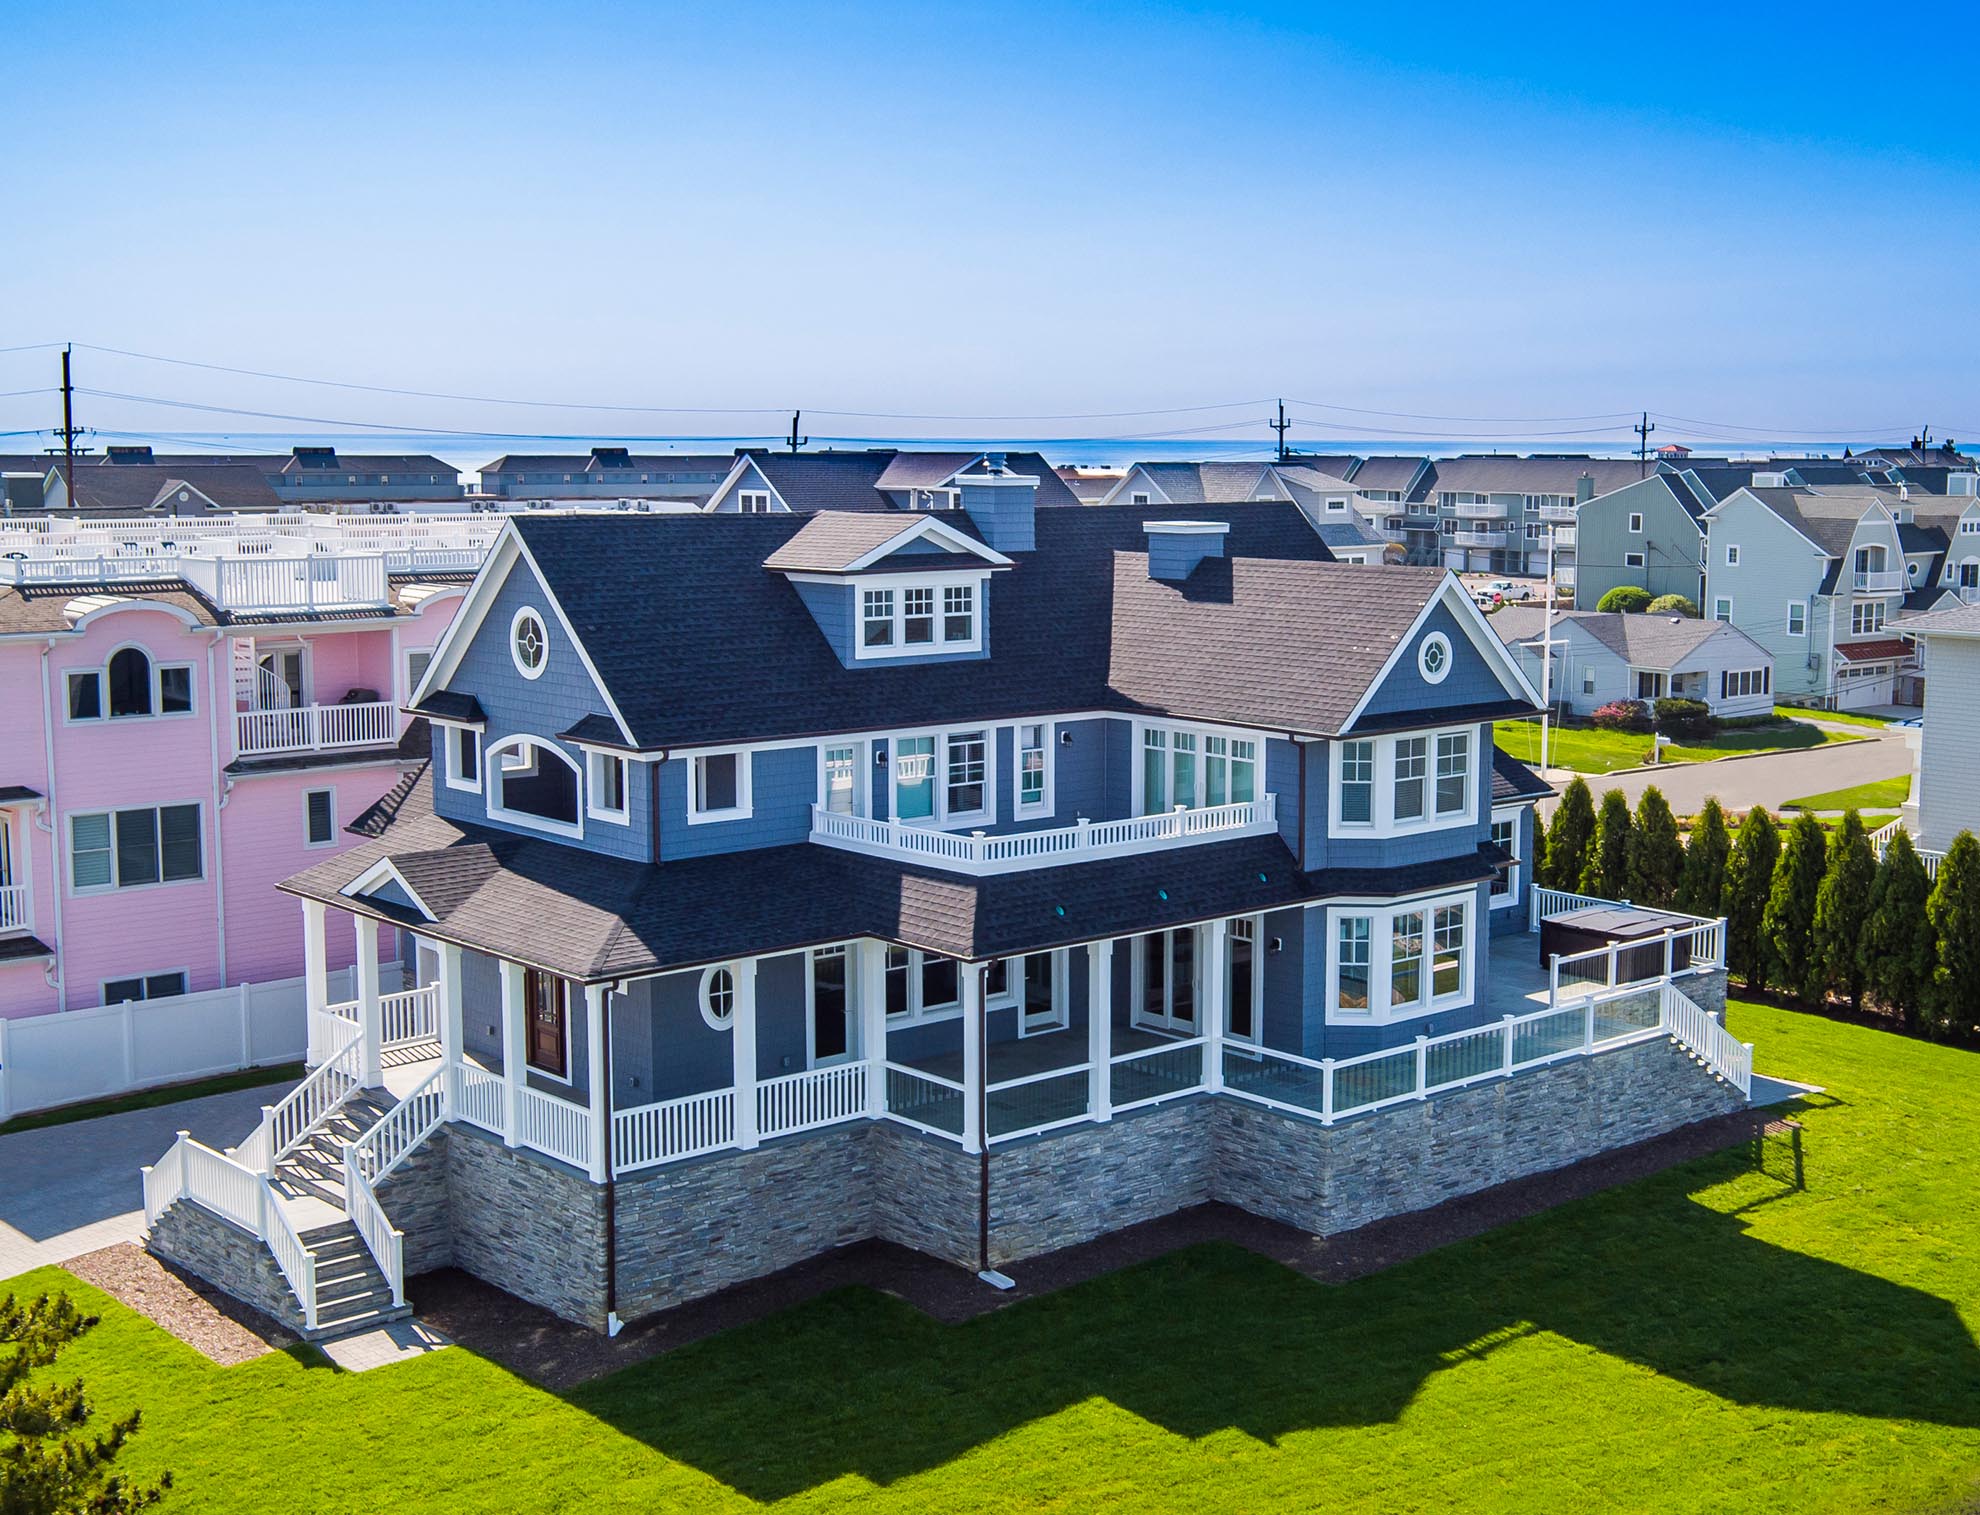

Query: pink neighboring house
0;564;464;1018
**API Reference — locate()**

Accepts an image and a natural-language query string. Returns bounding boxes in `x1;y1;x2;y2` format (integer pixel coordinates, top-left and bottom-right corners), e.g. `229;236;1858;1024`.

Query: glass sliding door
1133;928;1199;1034
893;736;936;823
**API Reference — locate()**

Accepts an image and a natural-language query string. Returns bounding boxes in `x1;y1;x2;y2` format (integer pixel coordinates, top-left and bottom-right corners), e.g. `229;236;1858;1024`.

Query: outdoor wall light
874;749;888;766
1059;729;1074;746
1268;937;1284;954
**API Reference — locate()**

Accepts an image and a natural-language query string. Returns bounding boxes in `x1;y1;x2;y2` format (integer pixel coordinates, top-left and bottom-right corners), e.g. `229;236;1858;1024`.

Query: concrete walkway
1537;724;1913;816
0;1081;295;1283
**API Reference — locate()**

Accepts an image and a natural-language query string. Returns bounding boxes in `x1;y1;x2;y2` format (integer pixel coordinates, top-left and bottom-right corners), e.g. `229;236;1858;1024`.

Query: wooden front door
524;968;568;1078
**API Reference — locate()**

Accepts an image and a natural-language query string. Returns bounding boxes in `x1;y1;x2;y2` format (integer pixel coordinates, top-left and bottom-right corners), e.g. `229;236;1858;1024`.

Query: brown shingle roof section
0;582;222;634
761;513;933;572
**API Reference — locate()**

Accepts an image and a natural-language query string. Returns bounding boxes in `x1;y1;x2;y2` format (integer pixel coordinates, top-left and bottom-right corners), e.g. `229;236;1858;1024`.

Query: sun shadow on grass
561;1130;1980;1502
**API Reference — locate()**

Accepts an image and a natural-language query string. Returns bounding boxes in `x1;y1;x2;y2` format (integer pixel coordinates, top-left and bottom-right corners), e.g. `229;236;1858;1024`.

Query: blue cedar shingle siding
436;553;649;861
1268;738;1302;856
961;479;1036;553
1298;729;1492;873
792;576;992;670
1145;530;1223;582
363;876;419;913
1353;603;1513;727
659;748;817;861
1260;904;1306;1051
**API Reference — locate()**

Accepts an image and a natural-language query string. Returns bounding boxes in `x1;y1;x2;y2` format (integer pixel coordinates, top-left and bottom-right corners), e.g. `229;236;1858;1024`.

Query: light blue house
139;472;1749;1340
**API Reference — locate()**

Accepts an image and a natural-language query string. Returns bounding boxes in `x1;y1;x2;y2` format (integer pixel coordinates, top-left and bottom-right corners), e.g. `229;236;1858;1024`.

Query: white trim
1128;719;1262;816
1013;720;1055;819
1322;889;1476;1024
1129;925;1203;1034
698;962;738;1030
1418;631;1454;685
509;605;549;681
302;786;338;849
1014;947;1071;1036
1224;914;1264;1048
883;945;964;1027
815;739;870;819
484;734;585;840
340;856;438;922
65;801;205;898
704;456;791;515
585;749;629;823
851;573;990;661
1488;808;1522;910
1327;725;1477;839
520;968;574;1086
687;749;754;825
804;945;856;1068
60;642;199;725
1337;574;1540;733
99;966;192;1006
444;724;483;794
836;514;1015;573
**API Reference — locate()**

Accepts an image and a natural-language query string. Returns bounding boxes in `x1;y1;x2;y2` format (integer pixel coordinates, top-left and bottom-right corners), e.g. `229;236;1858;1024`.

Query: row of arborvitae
1535;776;1980;1040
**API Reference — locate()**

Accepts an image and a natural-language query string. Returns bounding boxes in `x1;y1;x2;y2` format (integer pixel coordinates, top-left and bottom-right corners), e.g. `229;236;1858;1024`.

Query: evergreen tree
1527;809;1548;898
1812;811;1877;1008
0;1291;169;1514
1864;828;1936;1031
1578;788;1633;899
1626;787;1684;908
1544;777;1596;891
1926;831;1980;1039
1762;814;1828;1001
1723;807;1780;987
1676;797;1731;918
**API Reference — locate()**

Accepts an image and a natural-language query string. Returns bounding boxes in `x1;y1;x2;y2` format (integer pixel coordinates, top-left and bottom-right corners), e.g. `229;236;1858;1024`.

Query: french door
522;968;569;1079
1018;951;1066;1036
1132;928;1198;1034
810;946;853;1066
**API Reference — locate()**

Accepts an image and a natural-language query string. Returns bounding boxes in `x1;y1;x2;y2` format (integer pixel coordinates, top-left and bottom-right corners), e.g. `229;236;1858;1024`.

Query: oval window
511;608;548;679
1419;631;1453;685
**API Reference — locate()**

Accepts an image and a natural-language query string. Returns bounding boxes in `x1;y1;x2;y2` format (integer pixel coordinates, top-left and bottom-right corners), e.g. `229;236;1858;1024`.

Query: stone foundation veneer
365;1021;1744;1331
148;1197;305;1332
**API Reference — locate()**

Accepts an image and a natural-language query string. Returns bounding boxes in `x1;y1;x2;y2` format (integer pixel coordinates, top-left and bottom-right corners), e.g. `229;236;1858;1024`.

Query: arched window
108;647;153;718
485;735;581;833
699;965;736;1029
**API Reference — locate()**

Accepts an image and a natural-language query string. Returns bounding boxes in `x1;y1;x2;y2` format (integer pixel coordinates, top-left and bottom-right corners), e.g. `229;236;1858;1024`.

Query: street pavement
1535;724;1914;816
0;1081;291;1282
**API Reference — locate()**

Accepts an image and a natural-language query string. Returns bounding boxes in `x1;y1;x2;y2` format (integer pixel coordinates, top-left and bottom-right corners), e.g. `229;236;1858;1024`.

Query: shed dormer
764;512;1014;667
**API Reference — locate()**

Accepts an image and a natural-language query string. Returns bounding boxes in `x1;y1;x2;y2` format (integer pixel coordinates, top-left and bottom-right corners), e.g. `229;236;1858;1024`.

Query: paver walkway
0;1081;295;1282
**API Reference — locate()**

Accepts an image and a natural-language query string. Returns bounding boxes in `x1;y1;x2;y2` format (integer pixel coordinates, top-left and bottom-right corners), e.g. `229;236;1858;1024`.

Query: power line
1285;397;1641;424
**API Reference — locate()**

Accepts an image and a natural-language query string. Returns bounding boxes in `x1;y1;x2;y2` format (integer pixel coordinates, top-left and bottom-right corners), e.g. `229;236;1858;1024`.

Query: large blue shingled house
140;462;1748;1339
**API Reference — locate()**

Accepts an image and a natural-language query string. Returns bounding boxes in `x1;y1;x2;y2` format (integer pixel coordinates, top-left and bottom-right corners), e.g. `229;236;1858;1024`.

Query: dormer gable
766;512;1012;667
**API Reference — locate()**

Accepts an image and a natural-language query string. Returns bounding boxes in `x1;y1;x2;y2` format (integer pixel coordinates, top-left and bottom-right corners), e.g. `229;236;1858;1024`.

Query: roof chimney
961;462;1038;553
1575;472;1596;504
1143;520;1230;581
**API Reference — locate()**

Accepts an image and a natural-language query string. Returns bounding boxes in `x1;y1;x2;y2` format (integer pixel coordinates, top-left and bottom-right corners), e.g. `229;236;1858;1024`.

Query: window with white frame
1721;667;1770;700
689;750;751;823
945;730;988;819
1327;894;1473;1020
853;577;984;659
1138;725;1256;814
102;971;187;1005
1581;665;1597;695
1330;727;1478;837
821;743;862;815
1337;740;1374;824
1713;597;1733;622
699;964;736;1028
1624;551;1646;569
1393;737;1427;822
1850;600;1887;636
1628;512;1644;533
304;788;336;847
1015;723;1051;815
65;649;194;722
1725;543;1740;566
737;490;773;514
1489;813;1519;903
405;649;433;700
69;804;202;893
510;608;548;680
885;946;961;1023
1226;916;1263;1045
1434;731;1471;817
446;726;482;792
1786;602;1807;636
587;751;628;821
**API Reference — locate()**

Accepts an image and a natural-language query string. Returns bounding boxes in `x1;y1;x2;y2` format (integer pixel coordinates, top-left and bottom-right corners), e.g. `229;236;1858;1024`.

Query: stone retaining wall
377;1128;452;1278
147;1200;303;1333
444;1124;607;1329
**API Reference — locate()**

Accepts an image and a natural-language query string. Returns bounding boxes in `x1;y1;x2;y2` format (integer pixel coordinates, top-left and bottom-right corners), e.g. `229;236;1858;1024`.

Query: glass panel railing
987;1071;1089;1138
1221;1048;1325;1114
884;1065;964;1136
1110;1042;1204;1109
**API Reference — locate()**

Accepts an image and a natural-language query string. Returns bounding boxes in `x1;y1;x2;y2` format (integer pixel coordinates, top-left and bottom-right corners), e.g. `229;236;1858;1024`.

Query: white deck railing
235;700;397;757
517;1086;591;1168
810;795;1277;875
342;1146;407;1309
350;1063;445;1186
236;1015;362;1175
1871;819;1944;878
1853;569;1906;594
757;1063;867;1141
449;1062;506;1136
0;882;28;934
1659;982;1752;1095
1547;919;1725;1008
615;1087;735;1172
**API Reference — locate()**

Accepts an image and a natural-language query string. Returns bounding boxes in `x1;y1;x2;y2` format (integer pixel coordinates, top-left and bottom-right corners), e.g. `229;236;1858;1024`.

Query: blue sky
3;2;1976;455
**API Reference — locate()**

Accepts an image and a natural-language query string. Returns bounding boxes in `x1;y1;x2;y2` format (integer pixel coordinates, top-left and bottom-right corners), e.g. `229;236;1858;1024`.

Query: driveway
1537;724;1914;816
0;1082;292;1282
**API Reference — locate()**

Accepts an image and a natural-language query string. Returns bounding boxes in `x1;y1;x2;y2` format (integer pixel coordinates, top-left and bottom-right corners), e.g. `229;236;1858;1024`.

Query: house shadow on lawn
561;1131;1980;1503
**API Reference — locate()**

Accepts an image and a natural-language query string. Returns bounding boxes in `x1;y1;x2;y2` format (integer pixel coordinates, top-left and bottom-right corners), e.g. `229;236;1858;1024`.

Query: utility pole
1270;399;1291;462
1634;410;1655;476
1540;526;1558;778
1919;425;1933;461
785;410;808;454
59;345;80;507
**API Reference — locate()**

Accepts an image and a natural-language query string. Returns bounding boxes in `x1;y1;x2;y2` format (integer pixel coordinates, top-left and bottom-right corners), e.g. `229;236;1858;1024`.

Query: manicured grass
0;1062;304;1136
1495;718;1847;775
19;1003;1980;1514
1783;775;1914;812
1776;705;1898;729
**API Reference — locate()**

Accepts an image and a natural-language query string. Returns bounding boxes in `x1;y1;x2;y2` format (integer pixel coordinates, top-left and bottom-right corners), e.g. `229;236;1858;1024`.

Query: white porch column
961;962;984;1154
1202;918;1229;1093
437;941;464;1118
354;915;384;1087
301;898;328;1065
858;940;888;1118
499;959;525;1147
732;958;759;1151
1086;938;1114;1122
584;983;609;1183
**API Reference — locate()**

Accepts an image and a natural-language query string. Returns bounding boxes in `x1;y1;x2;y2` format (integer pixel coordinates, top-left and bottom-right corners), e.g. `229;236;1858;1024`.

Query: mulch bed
413;1103;1794;1392
62;1244;297;1365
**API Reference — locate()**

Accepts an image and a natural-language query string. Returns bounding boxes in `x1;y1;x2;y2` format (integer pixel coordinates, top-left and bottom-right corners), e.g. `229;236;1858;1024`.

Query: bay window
1330;726;1481;837
1393;738;1427;822
1434;731;1471;817
1328;893;1474;1020
1338;741;1374;824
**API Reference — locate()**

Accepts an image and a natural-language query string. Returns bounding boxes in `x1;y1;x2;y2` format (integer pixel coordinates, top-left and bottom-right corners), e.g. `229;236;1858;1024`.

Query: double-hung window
822;744;861;815
854;578;984;658
587;751;629;821
1786;603;1807;636
1390;910;1426;1009
1434;732;1470;818
1336;917;1372;1010
1330;894;1473;1020
70;804;202;893
1016;723;1050;815
945;731;988;819
447;726;482;792
903;587;936;646
1720;667;1770;700
689;751;751;822
1392;738;1427;822
1338;740;1375;824
1850;600;1887;636
943;585;974;642
1489;814;1518;901
862;589;896;650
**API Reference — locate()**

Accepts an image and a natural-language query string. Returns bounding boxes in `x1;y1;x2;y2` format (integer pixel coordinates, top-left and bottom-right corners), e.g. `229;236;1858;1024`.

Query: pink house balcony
235;700;399;758
0;882;29;935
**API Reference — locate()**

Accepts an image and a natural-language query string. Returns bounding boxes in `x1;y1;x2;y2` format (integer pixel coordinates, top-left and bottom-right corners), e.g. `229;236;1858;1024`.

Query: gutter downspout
36;642;65;1009
975;961;992;1277
207;632;229;986
602;979;621;1335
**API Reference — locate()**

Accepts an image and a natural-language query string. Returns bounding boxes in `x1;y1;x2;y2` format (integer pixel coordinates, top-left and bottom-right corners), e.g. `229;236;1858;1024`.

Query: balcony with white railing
1454;501;1511;520
236;700;399;758
1454;529;1511;548
0;882;29;935
809;795;1278;875
1853;569;1906;594
1533;502;1577;521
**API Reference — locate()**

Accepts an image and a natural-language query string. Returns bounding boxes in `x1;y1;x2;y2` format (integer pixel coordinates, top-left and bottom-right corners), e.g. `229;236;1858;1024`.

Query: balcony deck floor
898;1020;1175;1085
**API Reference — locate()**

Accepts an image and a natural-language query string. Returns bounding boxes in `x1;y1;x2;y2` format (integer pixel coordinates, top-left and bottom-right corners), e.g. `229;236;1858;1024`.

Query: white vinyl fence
0;963;400;1122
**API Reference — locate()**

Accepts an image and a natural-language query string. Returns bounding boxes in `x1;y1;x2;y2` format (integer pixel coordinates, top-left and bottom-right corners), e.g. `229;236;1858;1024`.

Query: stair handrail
342;1144;406;1308
235;1014;364;1176
1659;982;1753;1096
347;1062;446;1187
141;1131;319;1332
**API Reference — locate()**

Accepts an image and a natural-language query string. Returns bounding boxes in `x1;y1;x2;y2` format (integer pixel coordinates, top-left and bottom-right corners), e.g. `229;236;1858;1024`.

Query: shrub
1596;585;1654;614
1627;787;1684;908
1544;777;1597;890
1763;814;1828;1001
1865;828;1937;1030
1813;810;1877;1009
1652;697;1715;738
1646;593;1700;617
1676;797;1732;918
1591;699;1652;733
1723;807;1780;986
1579;788;1633;899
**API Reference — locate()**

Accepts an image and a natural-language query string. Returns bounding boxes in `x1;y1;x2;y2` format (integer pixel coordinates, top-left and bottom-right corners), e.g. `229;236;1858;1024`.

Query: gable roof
1490;745;1553;804
760;512;1012;574
729;450;1079;513
1490;607;1767;671
1426;456;1648;498
53;463;283;514
1113;462;1278;505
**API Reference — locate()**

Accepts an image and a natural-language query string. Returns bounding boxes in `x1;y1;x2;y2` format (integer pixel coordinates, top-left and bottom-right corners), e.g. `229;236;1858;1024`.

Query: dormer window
903;588;935;645
862;589;895;650
853;576;984;659
944;585;974;641
738;491;773;514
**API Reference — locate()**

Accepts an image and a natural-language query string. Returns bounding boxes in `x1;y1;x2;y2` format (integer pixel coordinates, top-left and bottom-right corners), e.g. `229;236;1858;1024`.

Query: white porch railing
810;795;1277;875
350;1064;446;1186
1455;501;1510;519
142;1133;321;1332
517;1086;591;1167
1109;1037;1207;1113
378;986;437;1049
1528;886;1612;928
1547;919;1725;1008
1659;982;1752;1096
615;1087;735;1172
342;1146;407;1308
449;1062;506;1136
0;882;28;934
757;1063;868;1141
1454;529;1510;547
236;1014;362;1175
1853;569;1906;594
235;700;397;757
882;1063;966;1140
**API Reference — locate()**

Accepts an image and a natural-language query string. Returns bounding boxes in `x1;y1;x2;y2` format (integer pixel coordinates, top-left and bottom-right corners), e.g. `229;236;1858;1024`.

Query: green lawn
1784;776;1915;812
1495;718;1848;775
1777;705;1898;729
16;1002;1980;1515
